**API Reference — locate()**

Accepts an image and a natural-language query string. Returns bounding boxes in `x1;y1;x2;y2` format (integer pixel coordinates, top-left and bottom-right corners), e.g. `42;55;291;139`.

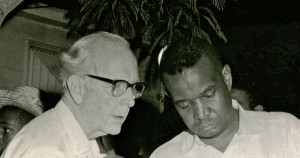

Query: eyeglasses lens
113;82;146;98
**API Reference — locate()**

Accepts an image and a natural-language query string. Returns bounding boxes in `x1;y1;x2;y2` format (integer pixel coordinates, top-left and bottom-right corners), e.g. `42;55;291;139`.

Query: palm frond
120;7;136;38
199;7;227;42
174;8;183;27
149;31;166;55
140;0;151;24
71;0;227;57
188;0;197;13
167;13;173;32
128;1;140;21
159;0;164;13
80;0;108;25
194;25;212;44
211;0;226;10
140;24;154;44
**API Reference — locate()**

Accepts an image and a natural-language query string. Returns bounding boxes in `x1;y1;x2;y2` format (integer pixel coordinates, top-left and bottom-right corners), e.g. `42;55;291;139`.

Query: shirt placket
187;136;222;158
222;132;249;158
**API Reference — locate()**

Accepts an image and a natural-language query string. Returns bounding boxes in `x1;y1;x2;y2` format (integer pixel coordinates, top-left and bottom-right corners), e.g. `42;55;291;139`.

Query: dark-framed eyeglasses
86;74;147;99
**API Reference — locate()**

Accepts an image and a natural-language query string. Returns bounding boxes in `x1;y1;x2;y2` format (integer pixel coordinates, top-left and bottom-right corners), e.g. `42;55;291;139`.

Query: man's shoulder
245;111;299;130
150;131;190;157
247;111;298;122
21;108;66;138
2;109;69;157
2;146;67;158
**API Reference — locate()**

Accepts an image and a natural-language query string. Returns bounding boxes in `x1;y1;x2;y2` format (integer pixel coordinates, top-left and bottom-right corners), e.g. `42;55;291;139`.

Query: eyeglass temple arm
86;75;114;84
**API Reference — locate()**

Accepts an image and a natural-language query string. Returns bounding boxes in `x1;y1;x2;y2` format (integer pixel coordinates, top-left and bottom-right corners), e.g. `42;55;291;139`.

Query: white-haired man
1;32;146;158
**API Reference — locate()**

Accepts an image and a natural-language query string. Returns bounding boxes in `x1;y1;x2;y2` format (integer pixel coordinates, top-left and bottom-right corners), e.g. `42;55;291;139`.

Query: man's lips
114;115;125;119
113;107;130;119
199;120;217;130
113;112;129;118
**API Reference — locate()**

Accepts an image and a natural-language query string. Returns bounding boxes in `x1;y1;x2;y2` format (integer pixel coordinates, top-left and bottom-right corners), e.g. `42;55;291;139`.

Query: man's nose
193;99;210;120
123;88;135;107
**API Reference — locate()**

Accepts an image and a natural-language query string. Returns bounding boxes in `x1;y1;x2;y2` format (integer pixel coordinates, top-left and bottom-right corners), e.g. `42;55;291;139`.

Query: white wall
0;7;77;93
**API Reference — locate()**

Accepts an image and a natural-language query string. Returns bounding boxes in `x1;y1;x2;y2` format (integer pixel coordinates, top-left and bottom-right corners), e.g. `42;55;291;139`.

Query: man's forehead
163;60;216;83
92;46;139;82
164;71;215;89
103;65;138;79
163;60;219;96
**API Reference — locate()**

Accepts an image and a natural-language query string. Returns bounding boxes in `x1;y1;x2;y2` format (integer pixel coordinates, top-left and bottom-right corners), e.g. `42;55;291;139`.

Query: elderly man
150;37;300;158
1;32;146;158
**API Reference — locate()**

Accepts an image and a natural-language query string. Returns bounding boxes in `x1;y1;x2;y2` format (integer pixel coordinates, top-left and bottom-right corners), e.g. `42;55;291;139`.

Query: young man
0;86;45;155
151;37;300;158
1;32;146;158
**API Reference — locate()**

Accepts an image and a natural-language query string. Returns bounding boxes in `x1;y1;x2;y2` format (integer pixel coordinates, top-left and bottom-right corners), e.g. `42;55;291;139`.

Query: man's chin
194;128;222;139
88;124;122;139
190;127;220;139
87;131;108;140
107;127;122;135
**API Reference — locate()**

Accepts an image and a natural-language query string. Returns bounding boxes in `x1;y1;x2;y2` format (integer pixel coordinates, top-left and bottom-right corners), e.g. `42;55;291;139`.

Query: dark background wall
214;22;300;117
206;0;300;117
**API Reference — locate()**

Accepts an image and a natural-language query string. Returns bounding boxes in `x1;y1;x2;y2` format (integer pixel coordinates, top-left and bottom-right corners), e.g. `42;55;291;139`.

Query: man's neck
200;109;239;152
61;94;91;138
62;94;107;140
96;137;109;154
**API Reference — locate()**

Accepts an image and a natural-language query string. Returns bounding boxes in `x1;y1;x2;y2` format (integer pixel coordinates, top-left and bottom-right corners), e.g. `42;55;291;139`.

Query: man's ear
66;75;85;105
222;65;232;91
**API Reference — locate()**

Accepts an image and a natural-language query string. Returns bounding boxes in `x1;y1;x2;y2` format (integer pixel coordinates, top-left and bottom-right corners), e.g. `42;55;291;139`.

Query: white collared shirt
90;140;107;158
1;101;104;158
150;100;300;158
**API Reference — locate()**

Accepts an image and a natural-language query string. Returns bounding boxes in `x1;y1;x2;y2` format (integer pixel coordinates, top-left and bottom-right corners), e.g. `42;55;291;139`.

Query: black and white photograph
0;0;299;157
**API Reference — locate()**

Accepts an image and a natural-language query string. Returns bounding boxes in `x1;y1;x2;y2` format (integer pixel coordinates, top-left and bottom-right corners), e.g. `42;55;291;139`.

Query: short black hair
159;37;222;75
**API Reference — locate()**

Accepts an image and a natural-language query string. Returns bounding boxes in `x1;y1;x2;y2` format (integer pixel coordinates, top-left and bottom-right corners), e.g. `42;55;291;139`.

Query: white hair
59;31;130;87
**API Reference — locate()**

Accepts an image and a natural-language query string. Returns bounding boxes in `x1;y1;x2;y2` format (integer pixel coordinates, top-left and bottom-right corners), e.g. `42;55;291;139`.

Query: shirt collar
54;100;95;156
90;139;109;158
232;99;263;136
184;99;263;149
